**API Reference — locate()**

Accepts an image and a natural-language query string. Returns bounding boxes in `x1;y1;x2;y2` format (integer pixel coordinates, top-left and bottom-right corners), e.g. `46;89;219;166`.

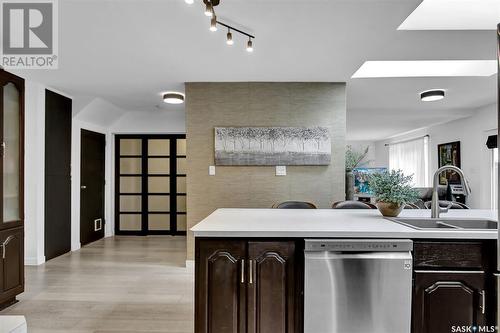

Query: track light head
246;38;253;52
210;16;217;31
184;0;194;4
204;2;213;16
226;30;234;45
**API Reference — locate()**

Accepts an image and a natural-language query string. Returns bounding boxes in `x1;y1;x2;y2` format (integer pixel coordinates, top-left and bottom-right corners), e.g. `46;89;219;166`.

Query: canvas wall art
214;127;331;166
437;141;461;185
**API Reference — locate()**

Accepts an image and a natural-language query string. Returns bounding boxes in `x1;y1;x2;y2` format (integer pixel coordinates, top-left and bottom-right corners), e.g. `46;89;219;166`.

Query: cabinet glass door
2;80;22;226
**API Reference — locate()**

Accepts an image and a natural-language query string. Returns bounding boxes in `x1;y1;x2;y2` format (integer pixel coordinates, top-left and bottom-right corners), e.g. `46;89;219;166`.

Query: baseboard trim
25;255;45;266
185;259;194;270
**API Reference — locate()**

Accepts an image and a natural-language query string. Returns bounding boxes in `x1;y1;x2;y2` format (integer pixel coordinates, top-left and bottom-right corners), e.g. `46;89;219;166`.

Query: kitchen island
192;209;498;333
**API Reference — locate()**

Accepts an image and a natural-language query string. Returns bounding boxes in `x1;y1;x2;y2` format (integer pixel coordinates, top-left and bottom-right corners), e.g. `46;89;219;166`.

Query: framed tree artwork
437;141;461;185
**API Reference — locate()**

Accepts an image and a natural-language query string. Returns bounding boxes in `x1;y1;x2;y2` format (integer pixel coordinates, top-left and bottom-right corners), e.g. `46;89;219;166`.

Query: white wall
373;103;497;209
24;81;46;265
110;109;185;134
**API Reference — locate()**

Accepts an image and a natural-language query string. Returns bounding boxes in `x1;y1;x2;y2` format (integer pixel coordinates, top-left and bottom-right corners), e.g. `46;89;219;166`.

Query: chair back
332;201;376;209
424;200;466;209
273;201;317;209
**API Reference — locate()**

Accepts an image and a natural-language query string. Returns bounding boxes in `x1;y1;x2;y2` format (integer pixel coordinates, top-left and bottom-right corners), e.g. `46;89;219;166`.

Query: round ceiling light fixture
163;92;185;104
420;89;445;102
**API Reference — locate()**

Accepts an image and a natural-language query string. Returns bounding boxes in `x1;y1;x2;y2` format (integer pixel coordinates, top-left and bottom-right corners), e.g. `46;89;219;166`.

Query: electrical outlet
209;165;216;176
276;166;286;176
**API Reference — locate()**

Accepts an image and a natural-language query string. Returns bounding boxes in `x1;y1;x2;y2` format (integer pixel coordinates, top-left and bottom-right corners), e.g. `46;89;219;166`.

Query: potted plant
368;170;420;217
345;145;369;200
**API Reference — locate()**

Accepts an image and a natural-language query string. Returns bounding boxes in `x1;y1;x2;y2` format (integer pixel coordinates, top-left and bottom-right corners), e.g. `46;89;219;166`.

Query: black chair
332;201;376;209
273;201;317;209
403;203;420;209
424;200;467;209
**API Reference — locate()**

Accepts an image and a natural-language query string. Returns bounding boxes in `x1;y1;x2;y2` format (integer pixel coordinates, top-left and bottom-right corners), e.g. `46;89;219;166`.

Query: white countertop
191;208;499;239
0;316;27;333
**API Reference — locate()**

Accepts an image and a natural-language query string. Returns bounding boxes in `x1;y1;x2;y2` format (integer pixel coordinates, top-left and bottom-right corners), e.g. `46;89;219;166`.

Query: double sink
387;217;498;230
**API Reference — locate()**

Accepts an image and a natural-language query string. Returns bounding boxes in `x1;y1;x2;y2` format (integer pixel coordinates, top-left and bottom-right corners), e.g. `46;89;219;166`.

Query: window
491;148;498;210
389;136;429;187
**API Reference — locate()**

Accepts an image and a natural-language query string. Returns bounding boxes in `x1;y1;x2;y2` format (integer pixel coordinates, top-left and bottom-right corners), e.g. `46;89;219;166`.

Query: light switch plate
276;166;286;176
209;165;216;176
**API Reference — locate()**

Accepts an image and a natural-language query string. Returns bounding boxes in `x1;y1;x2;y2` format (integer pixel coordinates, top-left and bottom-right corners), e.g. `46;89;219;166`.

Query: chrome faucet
431;166;471;218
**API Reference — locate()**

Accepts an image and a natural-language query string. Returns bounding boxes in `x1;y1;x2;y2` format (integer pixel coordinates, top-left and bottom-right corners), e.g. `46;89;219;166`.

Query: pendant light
226;29;233;45
210;16;217;31
246;38;253;52
204;2;213;17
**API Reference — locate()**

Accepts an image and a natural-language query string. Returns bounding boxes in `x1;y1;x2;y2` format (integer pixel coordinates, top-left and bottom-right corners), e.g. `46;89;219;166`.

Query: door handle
249;259;255;284
81;185;87;189
480;290;486;315
2;235;14;259
240;259;245;283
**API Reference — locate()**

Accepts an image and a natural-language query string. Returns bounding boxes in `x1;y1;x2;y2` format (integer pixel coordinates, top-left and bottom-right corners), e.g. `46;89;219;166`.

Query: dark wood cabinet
412;241;496;333
196;240;246;333
247;241;296;333
0;70;24;309
413;271;486;333
0;227;24;308
195;239;299;333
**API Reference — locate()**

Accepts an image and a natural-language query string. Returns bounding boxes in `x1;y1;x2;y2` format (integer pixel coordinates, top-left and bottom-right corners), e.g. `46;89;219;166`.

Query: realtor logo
1;0;58;69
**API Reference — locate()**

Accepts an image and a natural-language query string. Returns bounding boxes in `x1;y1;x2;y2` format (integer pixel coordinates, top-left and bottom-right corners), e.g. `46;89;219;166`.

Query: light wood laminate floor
1;236;194;333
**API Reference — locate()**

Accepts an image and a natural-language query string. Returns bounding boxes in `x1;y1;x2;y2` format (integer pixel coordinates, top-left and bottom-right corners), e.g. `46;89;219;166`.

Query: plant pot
345;171;355;201
376;201;403;217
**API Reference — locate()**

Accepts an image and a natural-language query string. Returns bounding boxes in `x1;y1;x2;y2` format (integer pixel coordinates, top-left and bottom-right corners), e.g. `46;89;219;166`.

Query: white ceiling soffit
399;0;500;30
351;60;497;78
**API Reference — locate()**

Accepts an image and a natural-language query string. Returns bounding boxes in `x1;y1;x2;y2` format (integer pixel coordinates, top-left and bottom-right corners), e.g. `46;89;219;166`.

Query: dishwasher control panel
305;239;413;252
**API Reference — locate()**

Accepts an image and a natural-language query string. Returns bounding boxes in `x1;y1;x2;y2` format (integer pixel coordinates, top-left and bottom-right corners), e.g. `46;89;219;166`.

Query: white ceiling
9;0;499;141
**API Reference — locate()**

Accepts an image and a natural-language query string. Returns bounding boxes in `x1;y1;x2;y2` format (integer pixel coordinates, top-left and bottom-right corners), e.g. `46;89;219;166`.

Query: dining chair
273;201;318;209
331;200;376;209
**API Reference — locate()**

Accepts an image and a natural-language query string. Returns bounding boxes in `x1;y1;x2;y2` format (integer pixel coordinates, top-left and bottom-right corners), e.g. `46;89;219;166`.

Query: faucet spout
431;166;470;218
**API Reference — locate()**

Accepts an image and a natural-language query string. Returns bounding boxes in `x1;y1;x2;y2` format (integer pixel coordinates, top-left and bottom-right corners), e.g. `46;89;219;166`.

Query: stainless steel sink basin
386;218;498;230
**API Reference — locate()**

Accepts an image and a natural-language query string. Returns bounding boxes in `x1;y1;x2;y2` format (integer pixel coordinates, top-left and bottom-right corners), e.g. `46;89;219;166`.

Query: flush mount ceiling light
186;0;256;52
351;60;497;78
163;92;185;104
420;89;445;102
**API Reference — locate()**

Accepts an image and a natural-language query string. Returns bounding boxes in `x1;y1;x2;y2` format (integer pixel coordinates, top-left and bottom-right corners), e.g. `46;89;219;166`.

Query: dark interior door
80;130;105;246
44;90;72;261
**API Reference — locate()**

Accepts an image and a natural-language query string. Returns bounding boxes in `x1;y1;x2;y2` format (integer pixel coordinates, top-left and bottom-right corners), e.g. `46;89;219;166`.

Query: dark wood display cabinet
195;239;302;333
0;70;25;309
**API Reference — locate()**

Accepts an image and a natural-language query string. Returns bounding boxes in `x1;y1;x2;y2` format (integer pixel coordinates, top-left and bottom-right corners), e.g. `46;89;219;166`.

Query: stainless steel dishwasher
304;239;413;333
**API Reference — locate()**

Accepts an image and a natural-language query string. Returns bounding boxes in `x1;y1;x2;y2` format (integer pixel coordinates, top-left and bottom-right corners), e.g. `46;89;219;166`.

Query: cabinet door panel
248;241;296;333
0;70;24;232
413;271;486;333
196;240;246;333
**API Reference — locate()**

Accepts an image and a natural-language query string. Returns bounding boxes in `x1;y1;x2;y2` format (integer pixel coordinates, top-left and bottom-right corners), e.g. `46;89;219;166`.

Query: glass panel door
3;83;20;223
115;135;186;235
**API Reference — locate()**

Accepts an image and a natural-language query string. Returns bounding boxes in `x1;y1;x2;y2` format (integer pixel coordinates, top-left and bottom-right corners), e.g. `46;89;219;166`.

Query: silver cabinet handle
240;259;245;283
249;260;254;284
480;290;486;315
81;185;87;189
2;235;14;259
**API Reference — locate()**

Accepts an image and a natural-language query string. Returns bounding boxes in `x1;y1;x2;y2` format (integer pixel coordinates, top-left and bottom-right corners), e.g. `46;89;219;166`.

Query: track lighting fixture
189;0;255;51
210;16;217;31
246;38;253;52
226;29;233;45
204;2;213;17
